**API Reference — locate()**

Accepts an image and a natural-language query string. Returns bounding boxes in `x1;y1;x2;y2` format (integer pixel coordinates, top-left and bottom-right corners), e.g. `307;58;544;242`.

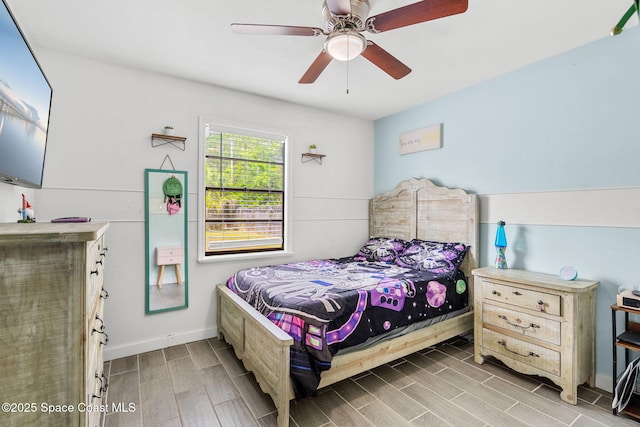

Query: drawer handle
512;291;522;296
92;373;105;400
96;372;109;393
101;247;109;257
95;259;103;266
102;373;109;392
497;340;540;358
92;328;109;346
491;290;499;295
497;315;540;331
537;300;546;312
100;288;109;300
91;269;99;277
94;315;104;332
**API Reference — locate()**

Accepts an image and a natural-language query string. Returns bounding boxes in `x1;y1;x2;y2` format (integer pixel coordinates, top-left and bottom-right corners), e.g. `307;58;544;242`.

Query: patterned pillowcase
395;239;468;274
354;237;408;263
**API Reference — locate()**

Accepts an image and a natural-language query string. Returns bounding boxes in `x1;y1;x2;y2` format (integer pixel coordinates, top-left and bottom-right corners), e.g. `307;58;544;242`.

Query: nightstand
472;267;599;404
156;246;184;288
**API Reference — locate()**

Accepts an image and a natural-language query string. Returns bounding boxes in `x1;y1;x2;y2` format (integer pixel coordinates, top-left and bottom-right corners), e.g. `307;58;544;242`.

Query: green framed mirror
145;168;188;313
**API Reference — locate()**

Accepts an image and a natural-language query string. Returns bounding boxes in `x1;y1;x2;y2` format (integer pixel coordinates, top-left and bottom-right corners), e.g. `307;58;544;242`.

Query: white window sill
197;250;294;264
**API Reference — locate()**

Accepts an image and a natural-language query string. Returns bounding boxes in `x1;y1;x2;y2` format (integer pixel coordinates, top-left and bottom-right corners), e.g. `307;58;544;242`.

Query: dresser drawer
482;281;561;316
86;235;106;319
483;303;561;345
86;303;107;412
483;328;560;376
87;300;107;382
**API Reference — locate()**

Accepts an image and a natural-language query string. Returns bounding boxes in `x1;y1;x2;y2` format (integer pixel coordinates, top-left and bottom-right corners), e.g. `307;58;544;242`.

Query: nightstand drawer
483;329;560;376
156;246;184;265
482;281;561;316
483;303;561;345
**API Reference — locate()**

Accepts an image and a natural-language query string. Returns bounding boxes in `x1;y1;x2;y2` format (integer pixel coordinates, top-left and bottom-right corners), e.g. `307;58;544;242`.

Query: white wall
373;28;640;392
6;49;374;360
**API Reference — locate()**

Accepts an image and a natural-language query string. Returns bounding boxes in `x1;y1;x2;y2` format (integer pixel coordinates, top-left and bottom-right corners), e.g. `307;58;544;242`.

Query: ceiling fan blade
299;51;333;84
366;0;468;33
325;0;352;15
231;23;324;37
361;41;411;80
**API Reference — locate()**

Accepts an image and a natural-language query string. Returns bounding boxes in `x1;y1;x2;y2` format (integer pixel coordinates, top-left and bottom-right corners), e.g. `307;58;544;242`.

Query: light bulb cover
324;31;366;61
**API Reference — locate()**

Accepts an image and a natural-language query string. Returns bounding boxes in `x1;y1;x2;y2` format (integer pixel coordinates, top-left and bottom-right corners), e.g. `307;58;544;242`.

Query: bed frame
216;178;478;426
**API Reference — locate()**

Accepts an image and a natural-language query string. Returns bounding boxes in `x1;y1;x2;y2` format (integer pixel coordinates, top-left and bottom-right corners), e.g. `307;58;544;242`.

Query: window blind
204;129;285;255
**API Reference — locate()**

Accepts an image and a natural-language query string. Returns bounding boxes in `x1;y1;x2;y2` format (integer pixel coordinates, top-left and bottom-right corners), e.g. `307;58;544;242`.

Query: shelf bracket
151;133;187;151
301;152;326;164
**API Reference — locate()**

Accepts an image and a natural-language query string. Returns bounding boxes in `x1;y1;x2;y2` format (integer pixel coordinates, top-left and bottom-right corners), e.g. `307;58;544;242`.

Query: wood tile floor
103;336;636;426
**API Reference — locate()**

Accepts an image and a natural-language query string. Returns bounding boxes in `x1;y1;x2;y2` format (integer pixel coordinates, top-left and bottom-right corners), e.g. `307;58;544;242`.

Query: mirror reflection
145;168;188;313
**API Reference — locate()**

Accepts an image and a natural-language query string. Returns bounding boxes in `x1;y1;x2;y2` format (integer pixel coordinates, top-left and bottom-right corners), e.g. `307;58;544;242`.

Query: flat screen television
0;0;52;189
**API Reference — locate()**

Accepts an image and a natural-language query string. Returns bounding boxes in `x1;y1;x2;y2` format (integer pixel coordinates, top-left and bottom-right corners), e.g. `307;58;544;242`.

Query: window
201;122;287;257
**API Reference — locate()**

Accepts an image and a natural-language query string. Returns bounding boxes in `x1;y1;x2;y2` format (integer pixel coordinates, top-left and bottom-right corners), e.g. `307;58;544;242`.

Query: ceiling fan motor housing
322;0;370;32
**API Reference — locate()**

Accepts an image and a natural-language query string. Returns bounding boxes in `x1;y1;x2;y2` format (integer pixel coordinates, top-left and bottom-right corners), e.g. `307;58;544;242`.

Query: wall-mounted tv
0;0;52;189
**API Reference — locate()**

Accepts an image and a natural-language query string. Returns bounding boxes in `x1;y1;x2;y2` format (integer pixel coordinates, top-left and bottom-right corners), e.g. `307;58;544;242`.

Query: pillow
354;237;408;262
395;239;468;274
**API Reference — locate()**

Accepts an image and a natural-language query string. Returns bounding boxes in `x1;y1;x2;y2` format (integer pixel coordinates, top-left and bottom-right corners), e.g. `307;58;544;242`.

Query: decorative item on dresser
494;220;507;269
0;222;109;427
472;267;599;405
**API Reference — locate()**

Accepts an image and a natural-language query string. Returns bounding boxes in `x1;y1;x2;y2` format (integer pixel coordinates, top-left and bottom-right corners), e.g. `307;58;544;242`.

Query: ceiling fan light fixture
324;31;366;61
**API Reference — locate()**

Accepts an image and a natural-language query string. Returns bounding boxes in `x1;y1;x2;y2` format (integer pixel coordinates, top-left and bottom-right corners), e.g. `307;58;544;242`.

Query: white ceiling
7;0;637;120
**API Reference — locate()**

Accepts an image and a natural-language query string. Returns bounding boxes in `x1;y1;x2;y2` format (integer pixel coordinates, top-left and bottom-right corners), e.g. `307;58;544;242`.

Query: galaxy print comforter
225;238;469;399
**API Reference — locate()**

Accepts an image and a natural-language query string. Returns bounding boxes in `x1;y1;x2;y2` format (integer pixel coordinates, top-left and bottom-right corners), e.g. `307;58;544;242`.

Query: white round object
559;266;578;281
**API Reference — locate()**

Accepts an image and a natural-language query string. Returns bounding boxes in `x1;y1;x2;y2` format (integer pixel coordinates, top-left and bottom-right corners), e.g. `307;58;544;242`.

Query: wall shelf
301;152;325;164
151;133;187;151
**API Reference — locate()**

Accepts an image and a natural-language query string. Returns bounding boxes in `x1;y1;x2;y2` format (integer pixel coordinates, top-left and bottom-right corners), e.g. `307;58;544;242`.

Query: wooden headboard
369;178;479;285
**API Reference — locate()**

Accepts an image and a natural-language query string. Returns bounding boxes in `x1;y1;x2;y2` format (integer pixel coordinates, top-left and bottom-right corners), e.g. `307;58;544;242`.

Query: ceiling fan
231;0;468;84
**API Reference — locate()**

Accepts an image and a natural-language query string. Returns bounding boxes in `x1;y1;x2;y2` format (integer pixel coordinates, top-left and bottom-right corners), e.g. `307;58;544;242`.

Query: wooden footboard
217;284;293;427
319;309;473;388
217;284;473;427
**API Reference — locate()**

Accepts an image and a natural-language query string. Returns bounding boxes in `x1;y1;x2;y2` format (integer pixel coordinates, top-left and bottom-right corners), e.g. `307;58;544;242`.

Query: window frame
197;118;292;262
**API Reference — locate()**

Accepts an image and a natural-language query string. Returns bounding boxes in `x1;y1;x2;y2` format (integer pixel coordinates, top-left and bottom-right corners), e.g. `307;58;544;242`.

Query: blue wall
375;29;640;195
374;28;640;389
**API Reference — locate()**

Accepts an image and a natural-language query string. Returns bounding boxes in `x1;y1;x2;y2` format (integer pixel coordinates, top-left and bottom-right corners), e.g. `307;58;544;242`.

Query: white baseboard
103;327;218;361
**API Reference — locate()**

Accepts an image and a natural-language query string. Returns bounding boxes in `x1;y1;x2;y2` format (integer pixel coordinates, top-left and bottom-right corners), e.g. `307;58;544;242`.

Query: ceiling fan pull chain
346;58;350;94
346;32;350;94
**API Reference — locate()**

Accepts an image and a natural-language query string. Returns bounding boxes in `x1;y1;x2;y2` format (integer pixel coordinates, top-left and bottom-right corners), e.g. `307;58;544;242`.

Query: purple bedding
225;238;469;398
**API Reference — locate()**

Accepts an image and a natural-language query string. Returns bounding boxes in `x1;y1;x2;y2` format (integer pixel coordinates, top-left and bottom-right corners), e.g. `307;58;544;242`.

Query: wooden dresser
0;222;109;427
472;267;598;404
